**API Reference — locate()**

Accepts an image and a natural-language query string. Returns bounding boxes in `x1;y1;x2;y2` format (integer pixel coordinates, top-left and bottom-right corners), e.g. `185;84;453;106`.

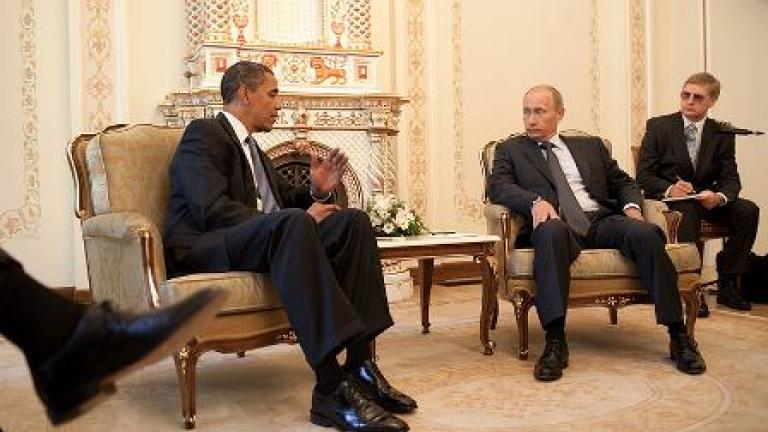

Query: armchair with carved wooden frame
480;131;703;360
67;124;362;429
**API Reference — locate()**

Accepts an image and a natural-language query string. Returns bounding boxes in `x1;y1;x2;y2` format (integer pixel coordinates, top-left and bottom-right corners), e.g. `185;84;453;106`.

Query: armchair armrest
484;203;526;283
642;199;681;244
81;212;166;312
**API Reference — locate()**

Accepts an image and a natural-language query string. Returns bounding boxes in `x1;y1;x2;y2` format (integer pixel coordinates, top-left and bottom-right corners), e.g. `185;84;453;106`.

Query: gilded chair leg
174;344;201;429
683;284;701;340
609;307;618;325
490;298;499;330
513;291;532;360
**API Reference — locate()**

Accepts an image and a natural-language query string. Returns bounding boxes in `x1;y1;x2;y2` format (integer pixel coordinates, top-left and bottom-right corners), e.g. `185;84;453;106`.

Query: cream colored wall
413;0;638;234
648;0;768;253
0;0;75;286
648;0;704;115
708;0;768;253
2;0;767;288
123;0;188;123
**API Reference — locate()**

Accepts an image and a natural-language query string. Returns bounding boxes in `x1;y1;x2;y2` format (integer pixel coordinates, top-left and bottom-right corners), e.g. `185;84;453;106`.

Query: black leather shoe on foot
697;296;710;318
716;279;751;311
310;380;409;431
32;289;227;425
534;338;569;382
669;333;706;375
346;360;417;414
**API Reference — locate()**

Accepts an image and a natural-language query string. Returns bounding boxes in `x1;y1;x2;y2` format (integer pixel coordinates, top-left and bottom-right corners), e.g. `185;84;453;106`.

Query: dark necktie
684;122;698;165
540;141;590;237
245;136;279;213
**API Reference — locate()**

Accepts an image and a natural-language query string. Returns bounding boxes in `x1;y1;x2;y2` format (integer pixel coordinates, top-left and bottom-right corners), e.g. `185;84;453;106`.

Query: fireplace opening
266;140;363;209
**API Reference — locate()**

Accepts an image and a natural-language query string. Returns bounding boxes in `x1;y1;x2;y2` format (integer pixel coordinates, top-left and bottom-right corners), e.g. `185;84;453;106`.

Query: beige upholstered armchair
67;124;293;429
480;131;703;360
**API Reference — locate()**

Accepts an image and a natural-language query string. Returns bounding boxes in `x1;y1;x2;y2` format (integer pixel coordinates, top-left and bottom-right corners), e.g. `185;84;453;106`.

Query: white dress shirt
540;133;639;213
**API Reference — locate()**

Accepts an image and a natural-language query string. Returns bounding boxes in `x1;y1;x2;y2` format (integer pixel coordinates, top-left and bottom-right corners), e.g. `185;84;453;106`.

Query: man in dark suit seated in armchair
636;72;759;314
163;61;415;432
488;85;706;382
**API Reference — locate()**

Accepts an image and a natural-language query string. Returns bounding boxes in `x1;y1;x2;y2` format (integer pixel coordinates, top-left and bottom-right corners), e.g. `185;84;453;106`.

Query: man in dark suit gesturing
489;85;705;382
637;72;759;312
164;61;414;432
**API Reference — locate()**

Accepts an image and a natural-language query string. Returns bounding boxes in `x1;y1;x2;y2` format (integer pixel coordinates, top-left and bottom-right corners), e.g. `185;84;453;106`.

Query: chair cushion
159;271;282;316
508;243;700;278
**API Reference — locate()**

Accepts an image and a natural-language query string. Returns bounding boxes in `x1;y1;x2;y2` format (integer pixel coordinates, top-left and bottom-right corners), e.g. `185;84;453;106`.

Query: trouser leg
223;209;367;367
0;249;85;365
666;201;703;244
708;198;759;275
590;216;682;324
318;208;393;348
530;219;581;327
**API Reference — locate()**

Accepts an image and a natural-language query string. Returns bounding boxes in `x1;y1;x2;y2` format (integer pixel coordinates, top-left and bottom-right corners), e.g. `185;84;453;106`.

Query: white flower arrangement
366;193;427;237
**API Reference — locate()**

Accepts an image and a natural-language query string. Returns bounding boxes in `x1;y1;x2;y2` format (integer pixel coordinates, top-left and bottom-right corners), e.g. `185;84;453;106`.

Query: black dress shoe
346;360;417;414
534;338;569;382
669;333;706;374
32;289;227;425
310;380;409;432
717;278;751;311
698;296;710;318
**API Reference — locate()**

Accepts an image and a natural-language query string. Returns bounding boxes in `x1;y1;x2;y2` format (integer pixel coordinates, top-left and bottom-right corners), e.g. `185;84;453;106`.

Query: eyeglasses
680;91;707;103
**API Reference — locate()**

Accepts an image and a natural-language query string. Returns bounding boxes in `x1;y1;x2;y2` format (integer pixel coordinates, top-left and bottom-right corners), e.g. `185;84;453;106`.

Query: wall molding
589;0;601;135
83;0;114;132
450;0;482;222
0;0;41;242
629;0;648;154
406;0;428;218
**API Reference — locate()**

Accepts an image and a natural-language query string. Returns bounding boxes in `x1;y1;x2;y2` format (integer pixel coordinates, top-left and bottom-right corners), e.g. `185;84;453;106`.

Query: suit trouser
179;208;393;367
531;216;683;328
667;197;759;275
0;248;85;365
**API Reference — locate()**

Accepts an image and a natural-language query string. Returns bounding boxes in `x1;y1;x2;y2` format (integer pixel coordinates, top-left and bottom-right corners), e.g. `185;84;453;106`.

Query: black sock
544;317;566;341
344;339;372;370
314;355;344;395
0;253;86;366
666;321;686;337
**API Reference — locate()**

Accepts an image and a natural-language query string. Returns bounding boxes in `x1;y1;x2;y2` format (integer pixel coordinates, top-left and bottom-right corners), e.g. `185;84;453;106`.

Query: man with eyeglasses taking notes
636;72;759;314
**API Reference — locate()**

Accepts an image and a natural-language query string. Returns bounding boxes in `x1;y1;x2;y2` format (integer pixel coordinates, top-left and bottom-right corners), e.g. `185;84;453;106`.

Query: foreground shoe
310;380;409;432
716;278;751;311
534;338;569;382
32;289;228;425
346;360;417;414
669;333;706;375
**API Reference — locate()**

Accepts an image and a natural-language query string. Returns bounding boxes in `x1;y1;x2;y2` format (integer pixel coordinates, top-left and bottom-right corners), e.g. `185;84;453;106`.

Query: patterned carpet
1;286;767;431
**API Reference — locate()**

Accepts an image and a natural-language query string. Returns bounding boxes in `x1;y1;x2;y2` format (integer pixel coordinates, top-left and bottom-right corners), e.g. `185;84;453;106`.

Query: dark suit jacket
488;134;642;234
164;113;315;273
636;112;740;201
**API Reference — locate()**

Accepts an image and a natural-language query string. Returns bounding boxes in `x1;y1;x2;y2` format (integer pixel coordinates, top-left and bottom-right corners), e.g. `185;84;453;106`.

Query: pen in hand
673;175;695;196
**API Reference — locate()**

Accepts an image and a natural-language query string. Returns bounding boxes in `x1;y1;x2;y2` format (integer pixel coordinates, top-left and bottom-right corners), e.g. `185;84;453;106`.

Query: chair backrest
68;124;184;230
479;129;612;202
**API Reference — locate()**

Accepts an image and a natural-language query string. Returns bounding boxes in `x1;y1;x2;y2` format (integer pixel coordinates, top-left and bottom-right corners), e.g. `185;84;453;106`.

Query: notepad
661;194;702;203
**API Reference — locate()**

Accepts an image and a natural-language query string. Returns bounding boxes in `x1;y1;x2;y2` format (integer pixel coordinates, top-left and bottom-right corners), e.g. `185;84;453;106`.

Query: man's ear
236;85;248;104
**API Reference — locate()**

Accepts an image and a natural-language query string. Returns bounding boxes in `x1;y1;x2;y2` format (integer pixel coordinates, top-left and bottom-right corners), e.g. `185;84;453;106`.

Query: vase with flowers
366;194;426;237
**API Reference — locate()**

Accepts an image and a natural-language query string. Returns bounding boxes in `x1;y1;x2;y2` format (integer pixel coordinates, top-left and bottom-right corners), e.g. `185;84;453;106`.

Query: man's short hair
220;61;274;105
684;72;721;100
525;85;564;110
